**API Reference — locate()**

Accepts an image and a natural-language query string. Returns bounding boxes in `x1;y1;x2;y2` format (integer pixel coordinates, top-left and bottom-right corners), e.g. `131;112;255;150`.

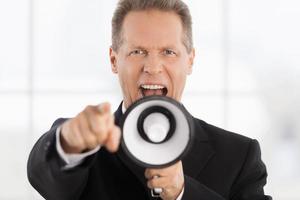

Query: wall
0;0;299;199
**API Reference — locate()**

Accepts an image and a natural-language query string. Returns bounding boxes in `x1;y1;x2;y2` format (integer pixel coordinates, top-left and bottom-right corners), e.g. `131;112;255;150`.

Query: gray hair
111;0;193;52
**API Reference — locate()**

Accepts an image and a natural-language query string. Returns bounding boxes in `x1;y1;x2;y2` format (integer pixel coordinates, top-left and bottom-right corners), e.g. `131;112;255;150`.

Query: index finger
145;168;163;179
97;102;111;115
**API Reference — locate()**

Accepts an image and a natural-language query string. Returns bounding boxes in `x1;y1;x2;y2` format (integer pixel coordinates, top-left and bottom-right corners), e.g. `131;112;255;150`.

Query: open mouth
140;84;168;97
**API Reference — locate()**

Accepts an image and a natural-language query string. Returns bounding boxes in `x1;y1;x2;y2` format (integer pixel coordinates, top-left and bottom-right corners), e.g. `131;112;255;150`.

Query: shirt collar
122;101;126;114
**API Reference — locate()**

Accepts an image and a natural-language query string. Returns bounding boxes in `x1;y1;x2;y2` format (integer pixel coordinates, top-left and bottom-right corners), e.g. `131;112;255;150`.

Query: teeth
141;84;165;90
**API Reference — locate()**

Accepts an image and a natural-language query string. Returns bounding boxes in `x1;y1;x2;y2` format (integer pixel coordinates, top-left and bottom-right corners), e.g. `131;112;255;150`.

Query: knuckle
73;115;83;126
77;113;87;124
151;177;158;186
83;106;93;117
96;119;108;133
144;169;149;178
84;105;92;111
110;127;119;139
87;114;100;131
84;105;98;116
145;169;154;179
75;138;85;149
92;123;106;135
148;170;155;177
97;131;108;144
147;180;153;188
84;134;95;144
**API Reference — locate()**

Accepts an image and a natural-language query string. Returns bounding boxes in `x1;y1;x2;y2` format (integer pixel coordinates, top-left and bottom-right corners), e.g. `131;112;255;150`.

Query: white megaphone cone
120;96;194;197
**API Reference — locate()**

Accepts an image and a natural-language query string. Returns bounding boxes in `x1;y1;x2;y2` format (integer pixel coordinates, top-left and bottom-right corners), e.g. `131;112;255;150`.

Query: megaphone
120;96;194;197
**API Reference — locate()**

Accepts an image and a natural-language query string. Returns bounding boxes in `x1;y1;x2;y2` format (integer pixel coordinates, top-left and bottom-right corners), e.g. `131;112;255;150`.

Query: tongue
143;89;164;96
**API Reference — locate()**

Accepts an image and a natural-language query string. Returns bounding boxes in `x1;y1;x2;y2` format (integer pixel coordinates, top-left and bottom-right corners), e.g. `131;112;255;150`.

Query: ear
110;47;118;74
187;48;195;75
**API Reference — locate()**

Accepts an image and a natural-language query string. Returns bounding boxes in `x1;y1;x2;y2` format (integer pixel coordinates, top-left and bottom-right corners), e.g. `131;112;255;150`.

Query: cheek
167;66;188;97
168;65;187;84
118;63;140;87
173;72;185;83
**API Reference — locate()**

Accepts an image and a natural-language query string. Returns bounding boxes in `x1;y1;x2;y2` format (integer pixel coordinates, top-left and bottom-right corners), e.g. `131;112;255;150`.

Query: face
110;9;195;109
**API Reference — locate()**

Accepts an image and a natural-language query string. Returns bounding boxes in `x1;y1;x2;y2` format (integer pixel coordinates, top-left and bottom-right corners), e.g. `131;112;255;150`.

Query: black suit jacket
27;103;272;200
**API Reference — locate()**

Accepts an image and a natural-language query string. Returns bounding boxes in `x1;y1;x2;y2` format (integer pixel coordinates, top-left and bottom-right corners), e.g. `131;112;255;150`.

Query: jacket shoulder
194;118;258;168
197;119;253;147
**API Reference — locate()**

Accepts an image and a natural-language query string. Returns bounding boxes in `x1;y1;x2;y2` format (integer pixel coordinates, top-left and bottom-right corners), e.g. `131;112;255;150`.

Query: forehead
122;10;184;49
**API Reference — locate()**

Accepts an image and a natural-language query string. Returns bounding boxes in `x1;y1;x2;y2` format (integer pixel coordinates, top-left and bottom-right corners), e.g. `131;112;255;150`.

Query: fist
145;161;184;200
60;102;121;153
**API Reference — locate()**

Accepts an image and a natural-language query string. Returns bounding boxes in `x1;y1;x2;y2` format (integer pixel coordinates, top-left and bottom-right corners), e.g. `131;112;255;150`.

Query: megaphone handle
150;176;162;197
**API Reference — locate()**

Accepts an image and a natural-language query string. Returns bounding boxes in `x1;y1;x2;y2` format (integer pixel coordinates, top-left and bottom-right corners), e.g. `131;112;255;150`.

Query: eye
164;49;176;56
129;49;147;56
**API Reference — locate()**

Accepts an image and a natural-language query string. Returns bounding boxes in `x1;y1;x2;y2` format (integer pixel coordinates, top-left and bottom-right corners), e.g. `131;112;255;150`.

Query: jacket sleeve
182;139;272;200
229;139;272;200
27;118;97;200
182;175;225;200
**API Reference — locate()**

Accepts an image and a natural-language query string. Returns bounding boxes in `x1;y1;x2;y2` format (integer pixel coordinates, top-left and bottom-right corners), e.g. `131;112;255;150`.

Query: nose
143;54;163;75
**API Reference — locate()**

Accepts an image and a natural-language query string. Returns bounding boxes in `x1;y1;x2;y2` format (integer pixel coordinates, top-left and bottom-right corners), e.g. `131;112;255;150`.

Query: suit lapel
182;117;215;178
114;102;148;187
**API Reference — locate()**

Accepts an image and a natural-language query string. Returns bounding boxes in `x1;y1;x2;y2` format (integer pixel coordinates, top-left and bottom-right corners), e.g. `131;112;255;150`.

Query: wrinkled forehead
121;10;184;49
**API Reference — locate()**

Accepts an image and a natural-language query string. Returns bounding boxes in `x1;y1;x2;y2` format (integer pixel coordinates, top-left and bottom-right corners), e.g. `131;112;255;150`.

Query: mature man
27;0;271;199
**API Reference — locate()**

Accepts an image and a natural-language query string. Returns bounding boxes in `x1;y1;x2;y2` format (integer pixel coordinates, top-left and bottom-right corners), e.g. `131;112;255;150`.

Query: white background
0;0;300;199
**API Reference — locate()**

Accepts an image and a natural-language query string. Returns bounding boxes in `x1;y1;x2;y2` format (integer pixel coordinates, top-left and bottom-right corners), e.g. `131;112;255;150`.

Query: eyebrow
128;45;146;50
128;45;178;50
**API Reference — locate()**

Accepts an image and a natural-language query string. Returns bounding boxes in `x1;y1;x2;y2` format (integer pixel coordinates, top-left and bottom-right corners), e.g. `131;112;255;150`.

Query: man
27;0;272;199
